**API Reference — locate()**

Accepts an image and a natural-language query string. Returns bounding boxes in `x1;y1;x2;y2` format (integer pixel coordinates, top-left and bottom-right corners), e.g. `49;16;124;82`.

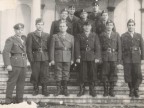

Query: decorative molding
107;6;115;12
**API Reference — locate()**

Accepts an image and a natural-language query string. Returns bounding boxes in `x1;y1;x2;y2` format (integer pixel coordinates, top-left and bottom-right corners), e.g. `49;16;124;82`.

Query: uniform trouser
101;61;118;82
123;63;142;88
30;61;49;85
79;61;96;83
6;67;26;101
55;62;71;81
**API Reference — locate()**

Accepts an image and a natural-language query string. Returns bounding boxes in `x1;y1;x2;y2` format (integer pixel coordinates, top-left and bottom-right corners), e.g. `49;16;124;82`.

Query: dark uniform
3;23;27;103
75;26;101;97
26;30;50;95
50;20;73;36
50;32;74;96
99;30;121;97
121;31;144;97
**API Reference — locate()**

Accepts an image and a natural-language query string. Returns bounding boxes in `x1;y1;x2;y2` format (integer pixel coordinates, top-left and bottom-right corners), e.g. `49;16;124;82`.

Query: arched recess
16;4;31;35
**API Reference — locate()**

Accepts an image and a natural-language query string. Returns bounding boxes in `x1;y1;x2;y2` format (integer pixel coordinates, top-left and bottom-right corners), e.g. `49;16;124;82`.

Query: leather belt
81;47;94;51
55;47;71;51
103;48;117;53
11;53;26;57
33;48;47;52
130;47;140;51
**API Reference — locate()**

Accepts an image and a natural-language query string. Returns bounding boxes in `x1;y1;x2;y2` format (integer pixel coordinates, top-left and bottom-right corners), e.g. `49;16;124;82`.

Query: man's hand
95;59;100;63
76;59;80;63
71;61;74;65
51;60;55;65
6;65;12;71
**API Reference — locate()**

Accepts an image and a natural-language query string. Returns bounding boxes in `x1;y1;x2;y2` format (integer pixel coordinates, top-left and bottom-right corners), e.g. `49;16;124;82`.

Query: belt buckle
107;48;111;53
64;47;67;50
38;48;43;52
86;47;91;51
21;53;25;57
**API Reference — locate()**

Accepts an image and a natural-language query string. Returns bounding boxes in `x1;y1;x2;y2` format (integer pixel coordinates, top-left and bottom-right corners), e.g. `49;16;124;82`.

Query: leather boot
89;82;96;97
54;81;62;96
128;82;134;97
63;80;69;96
42;84;49;96
77;83;85;97
32;84;39;96
134;81;140;98
109;82;115;97
103;82;108;97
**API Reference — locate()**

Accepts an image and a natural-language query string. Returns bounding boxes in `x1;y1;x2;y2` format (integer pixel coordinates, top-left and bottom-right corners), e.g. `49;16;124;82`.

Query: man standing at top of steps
50;21;74;96
99;20;121;97
26;18;50;96
3;23;27;104
121;19;144;98
75;21;101;97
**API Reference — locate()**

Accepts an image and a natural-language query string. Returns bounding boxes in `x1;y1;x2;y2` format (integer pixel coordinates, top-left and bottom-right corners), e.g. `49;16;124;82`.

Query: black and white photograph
0;0;144;108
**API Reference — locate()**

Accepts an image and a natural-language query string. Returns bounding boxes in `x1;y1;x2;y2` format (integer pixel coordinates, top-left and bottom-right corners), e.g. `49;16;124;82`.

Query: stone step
0;94;144;104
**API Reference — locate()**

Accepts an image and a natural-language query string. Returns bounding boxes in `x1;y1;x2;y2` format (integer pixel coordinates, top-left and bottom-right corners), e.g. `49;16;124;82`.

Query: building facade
0;0;144;53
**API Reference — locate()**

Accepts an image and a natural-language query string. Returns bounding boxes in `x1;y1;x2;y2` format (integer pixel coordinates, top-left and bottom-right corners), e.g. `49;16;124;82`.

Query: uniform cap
68;5;75;9
101;10;108;16
13;23;24;30
106;20;114;25
92;0;99;6
80;9;87;14
61;8;68;13
35;18;44;24
83;21;92;26
127;19;135;25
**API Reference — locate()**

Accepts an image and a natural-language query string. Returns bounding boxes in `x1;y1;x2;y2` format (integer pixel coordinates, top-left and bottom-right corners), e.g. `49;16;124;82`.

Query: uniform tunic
75;32;101;82
3;35;27;101
50;33;74;81
26;31;50;85
99;31;121;82
121;32;144;84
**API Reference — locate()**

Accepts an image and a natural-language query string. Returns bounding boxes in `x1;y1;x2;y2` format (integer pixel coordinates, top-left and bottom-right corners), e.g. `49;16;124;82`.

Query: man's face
93;5;99;13
80;12;88;19
59;23;68;32
36;22;44;31
106;22;114;31
60;11;68;20
102;13;108;21
83;25;92;32
127;22;135;32
68;7;75;15
15;28;24;36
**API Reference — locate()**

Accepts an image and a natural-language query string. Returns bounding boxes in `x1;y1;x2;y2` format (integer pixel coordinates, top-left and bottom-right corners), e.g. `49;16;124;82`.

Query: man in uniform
50;8;73;36
50;21;74;96
3;23;27;104
75;21;101;97
99;20;121;97
26;18;50;96
74;9;95;35
121;19;144;98
67;5;79;36
88;0;101;23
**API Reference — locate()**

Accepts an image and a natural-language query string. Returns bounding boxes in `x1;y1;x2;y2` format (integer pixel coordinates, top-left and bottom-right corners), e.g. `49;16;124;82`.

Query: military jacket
50;32;74;62
99;31;121;62
121;32;144;63
3;35;27;67
26;31;50;62
75;32;101;61
50;19;73;36
88;12;101;22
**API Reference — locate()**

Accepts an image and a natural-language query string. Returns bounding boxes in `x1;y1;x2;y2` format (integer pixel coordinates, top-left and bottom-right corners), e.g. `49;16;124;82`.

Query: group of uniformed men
2;0;144;104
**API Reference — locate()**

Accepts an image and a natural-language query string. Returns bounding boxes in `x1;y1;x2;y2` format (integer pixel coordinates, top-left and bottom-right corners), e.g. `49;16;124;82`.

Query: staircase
0;54;144;107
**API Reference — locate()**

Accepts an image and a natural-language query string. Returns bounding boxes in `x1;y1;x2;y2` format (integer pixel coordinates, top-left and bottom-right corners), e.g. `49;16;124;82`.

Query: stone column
31;0;41;31
141;0;144;37
126;0;135;21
